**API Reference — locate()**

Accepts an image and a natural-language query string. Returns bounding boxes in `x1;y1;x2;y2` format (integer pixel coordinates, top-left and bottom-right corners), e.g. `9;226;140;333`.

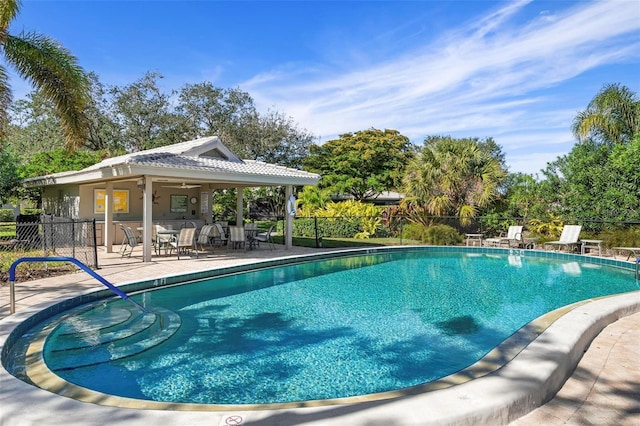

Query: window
170;195;188;213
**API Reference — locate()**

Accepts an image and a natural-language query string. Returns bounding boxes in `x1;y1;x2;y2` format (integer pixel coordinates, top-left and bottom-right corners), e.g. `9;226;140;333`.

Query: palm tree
402;137;506;226
1;0;90;149
572;83;640;145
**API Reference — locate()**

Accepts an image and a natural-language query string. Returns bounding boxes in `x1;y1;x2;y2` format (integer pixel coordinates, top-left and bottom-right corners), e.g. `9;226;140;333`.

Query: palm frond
0;0;20;32
4;31;90;149
0;64;10;139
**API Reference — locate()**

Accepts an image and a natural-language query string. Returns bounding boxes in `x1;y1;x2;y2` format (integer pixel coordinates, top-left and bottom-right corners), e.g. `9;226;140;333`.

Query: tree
19;148;104;179
500;173;545;220
402;136;507;225
541;135;640;226
0;144;21;202
177;83;313;168
6;89;66;157
1;0;90;149
109;71;189;151
83;72;123;154
176;82;256;141
303;128;414;201
572;83;640;145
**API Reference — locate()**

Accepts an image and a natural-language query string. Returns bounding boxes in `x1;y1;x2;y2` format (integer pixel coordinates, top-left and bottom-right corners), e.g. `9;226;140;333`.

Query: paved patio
1;245;638;425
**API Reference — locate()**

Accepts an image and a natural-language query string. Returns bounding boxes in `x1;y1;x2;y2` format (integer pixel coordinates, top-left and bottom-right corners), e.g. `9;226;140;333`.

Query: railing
8;256;148;314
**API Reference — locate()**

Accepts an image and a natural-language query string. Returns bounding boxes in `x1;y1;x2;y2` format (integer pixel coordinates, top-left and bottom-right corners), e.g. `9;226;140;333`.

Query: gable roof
24;136;320;188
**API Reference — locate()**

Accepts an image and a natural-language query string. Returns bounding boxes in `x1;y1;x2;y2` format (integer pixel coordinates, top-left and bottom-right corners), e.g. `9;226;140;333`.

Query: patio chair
253;225;275;250
153;224;174;255
544;225;582;252
120;225;139;258
195;224;215;252
211;223;228;248
169;227;198;259
227;225;246;250
244;223;259;250
485;225;523;248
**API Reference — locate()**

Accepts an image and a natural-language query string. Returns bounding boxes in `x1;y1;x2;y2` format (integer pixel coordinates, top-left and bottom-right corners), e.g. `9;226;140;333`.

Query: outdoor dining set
119;222;275;259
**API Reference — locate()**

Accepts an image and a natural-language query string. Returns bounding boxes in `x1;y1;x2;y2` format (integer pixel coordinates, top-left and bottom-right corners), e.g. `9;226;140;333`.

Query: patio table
581;239;603;256
465;233;483;247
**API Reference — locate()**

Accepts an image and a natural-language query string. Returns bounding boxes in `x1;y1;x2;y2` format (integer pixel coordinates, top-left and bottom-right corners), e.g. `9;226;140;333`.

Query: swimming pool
4;247;638;411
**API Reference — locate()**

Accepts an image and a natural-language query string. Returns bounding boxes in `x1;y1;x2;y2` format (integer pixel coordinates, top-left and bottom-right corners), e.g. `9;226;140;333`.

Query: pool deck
1;245;639;425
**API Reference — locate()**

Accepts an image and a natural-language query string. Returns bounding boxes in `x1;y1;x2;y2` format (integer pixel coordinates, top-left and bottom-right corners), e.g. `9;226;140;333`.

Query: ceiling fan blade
162;183;201;189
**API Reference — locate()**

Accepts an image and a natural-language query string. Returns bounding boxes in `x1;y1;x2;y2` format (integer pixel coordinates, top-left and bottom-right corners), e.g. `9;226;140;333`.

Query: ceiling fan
162;183;201;189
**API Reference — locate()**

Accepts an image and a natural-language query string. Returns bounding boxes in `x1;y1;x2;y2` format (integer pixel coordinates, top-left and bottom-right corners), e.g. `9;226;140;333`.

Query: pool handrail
8;256;149;314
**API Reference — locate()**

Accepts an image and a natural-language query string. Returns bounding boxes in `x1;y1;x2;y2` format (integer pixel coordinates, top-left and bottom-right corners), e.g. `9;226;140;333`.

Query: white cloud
241;0;640;173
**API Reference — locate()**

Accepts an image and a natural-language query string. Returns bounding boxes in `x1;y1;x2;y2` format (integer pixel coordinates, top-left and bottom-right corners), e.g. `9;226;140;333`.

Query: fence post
93;218;99;269
72;219;76;258
314;217;320;248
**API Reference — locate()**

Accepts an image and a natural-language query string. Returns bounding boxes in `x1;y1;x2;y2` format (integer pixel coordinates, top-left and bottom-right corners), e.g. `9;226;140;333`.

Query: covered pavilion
23;136;320;262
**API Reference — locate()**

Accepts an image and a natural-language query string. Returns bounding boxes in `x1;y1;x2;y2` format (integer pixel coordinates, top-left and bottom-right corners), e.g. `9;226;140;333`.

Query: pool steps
45;306;181;371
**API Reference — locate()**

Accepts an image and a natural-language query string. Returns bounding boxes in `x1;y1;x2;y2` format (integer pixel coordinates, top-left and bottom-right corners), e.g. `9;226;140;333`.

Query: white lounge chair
485;225;523;248
544;225;582;252
612;247;640;261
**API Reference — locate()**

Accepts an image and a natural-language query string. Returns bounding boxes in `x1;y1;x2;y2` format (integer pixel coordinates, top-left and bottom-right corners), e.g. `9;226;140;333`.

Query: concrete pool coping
1;246;639;425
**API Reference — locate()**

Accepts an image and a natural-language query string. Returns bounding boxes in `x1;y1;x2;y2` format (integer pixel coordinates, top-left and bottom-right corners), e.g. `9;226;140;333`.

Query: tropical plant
1;0;90;149
402;136;507;226
572;83;640;145
296;185;331;216
314;200;383;239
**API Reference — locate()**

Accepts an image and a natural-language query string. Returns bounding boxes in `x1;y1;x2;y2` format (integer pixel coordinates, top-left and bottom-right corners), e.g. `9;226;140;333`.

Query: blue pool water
25;251;640;404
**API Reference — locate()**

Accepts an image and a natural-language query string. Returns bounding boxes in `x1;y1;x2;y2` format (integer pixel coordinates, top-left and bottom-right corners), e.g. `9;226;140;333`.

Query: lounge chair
119;225;139;258
169;227;198;259
485;225;523;248
612;247;640;261
253;225;275;250
544;225;582;252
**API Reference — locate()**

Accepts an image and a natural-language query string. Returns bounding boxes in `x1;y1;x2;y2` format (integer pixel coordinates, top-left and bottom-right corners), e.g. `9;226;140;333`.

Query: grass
0;249;76;281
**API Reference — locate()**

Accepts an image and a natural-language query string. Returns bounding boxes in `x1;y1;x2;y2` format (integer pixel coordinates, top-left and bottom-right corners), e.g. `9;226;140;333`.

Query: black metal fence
0;215;98;269
276;215;640;251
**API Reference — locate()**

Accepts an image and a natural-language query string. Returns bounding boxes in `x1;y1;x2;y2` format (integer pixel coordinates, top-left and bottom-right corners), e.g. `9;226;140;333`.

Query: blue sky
8;0;640;175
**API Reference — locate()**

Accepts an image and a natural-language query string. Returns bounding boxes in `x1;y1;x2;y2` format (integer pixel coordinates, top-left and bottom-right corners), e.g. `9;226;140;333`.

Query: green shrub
402;223;462;245
290;217;362;238
401;223;427;241
598;227;640;248
0;209;14;222
424;224;463;245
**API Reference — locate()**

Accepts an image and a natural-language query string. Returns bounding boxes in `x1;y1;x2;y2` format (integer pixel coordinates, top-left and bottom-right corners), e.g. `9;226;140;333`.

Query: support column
142;176;153;262
285;185;293;250
104;183;113;253
206;186;213;224
236;186;243;225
